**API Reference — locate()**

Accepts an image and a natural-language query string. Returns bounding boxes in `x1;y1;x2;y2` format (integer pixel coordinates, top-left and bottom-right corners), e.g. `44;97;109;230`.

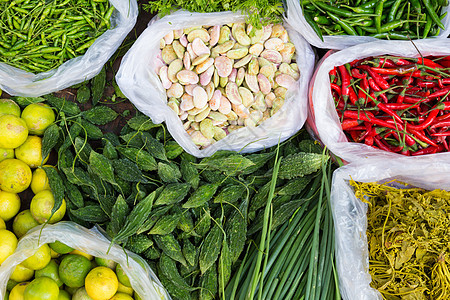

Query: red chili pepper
375;102;404;124
435;102;450;110
427;87;450;99
351;68;366;79
373;58;397;68
373;137;392;152
338;65;358;105
357;77;369;104
430;120;450;129
392;58;411;66
403;96;427;104
407;109;439;131
417;80;436;88
370;67;417;75
435;113;450;122
367;77;388;102
329;68;337;83
442;78;450;85
389;131;415;147
408;128;438;147
384;103;419;110
358;65;390;90
416;57;444;69
430;131;450;136
341;119;362;130
330;83;341;95
410;145;443;156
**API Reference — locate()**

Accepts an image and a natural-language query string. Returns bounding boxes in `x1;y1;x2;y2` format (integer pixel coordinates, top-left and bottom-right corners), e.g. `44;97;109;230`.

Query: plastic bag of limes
0;221;170;300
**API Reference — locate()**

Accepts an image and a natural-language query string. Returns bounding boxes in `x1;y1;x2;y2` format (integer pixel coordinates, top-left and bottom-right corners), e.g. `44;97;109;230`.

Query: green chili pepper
374;0;387;33
327;11;358;35
304;9;324;41
387;0;402;23
423;0;445;30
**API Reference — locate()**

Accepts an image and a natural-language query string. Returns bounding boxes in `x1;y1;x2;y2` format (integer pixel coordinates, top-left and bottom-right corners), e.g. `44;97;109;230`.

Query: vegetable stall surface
157;23;300;149
331;55;450;156
352;180;450;300
0;0;114;73
301;0;448;40
14;85;331;299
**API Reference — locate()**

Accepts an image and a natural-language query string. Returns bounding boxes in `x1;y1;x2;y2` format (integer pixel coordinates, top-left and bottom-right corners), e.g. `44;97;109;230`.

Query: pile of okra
0;0;114;73
301;0;448;40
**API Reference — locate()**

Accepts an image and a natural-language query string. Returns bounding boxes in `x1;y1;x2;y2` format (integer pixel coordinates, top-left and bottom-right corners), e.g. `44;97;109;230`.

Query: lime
15;136;49;168
10;263;34;282
0;229;18;265
110;293;134;300
65;286;79;296
0;115;28;149
117;282;134;296
30;190;66;224
94;257;117;269
72;287;94;300
115;264;131;288
12;210;39;238
23;277;59;300
49;241;74;254
59;254;92;288
0;99;21;117
0;159;32;193
85;266;119;300
0;190;21;221
0;148;14;163
21;244;51;271
9;282;29;300
21;103;55;136
30;167;52;194
70;249;93;260
35;259;63;287
58;290;71;300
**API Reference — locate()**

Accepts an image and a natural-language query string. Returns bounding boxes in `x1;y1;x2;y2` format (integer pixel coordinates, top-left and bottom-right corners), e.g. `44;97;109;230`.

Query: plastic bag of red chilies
308;39;450;163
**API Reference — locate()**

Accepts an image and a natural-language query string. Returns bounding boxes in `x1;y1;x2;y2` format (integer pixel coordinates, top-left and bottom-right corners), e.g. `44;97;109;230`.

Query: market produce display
331;55;450;156
5;240;142;300
352;180;450;300
0;0;114;73
157;23;299;148
301;0;448;40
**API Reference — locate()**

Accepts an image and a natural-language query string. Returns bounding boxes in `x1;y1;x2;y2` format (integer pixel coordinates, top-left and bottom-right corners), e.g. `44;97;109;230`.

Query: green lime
115;264;131;288
35;259;63;287
12;210;39;238
58;290;71;300
94;257;117;269
72;287;94;300
65;286;79;295
23;277;59;300
59;254;92;288
49;241;74;254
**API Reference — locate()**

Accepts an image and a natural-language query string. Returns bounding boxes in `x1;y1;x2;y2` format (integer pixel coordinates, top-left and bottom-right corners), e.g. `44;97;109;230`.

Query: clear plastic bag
0;221;170;300
308;39;450;163
331;157;450;300
0;0;138;97
285;0;450;50
115;10;315;158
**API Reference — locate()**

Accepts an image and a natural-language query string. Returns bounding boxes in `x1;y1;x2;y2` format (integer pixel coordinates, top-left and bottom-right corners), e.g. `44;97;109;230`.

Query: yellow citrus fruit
72;287;94;300
117;282;134;296
0;159;32;193
49;241;74;254
0;148;14;163
94;257;117;269
35;259;64;287
23;276;59;300
0;115;28;149
85;266;119;300
59;254;92;288
21;244;51;271
0;229;18;264
58;290;71;300
0;99;21;117
110;293;134;300
10;263;34;282
12;210;39;238
0;191;21;221
30;190;66;224
70;249;93;261
21;103;55;136
30;167;52;194
115;264;131;288
50;248;60;259
15;136;49;168
9;282;29;300
0;217;5;229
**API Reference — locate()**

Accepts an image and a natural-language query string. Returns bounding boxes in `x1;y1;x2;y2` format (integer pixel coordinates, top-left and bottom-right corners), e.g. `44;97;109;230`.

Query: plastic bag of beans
0;222;170;300
116;10;315;157
0;0;138;97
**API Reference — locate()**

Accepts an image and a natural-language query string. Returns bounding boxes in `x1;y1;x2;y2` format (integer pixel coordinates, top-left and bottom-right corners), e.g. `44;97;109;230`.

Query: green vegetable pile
143;0;285;28
0;0;114;73
10;64;338;299
301;0;448;40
